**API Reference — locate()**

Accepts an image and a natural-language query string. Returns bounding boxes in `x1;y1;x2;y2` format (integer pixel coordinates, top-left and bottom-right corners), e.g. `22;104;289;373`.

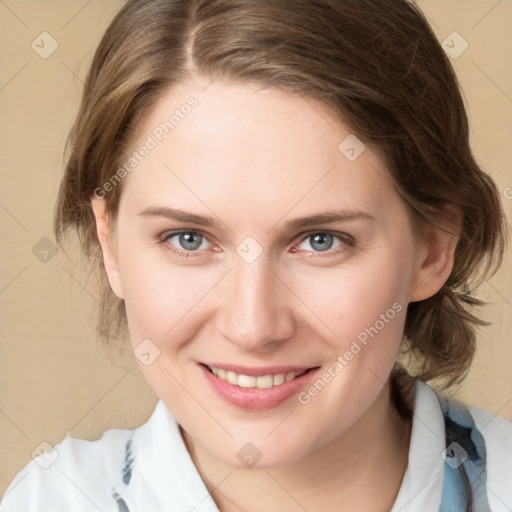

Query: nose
216;257;296;352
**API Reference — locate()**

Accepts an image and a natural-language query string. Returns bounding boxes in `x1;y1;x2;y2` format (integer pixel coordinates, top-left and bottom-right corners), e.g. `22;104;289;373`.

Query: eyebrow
139;206;218;227
138;206;374;230
283;209;374;230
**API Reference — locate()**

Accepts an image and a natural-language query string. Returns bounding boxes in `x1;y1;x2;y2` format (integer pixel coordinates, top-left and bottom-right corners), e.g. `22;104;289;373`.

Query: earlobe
90;198;124;300
408;212;462;303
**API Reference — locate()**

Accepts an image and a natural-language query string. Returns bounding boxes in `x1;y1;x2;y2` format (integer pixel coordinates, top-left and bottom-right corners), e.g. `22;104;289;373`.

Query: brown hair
55;0;508;387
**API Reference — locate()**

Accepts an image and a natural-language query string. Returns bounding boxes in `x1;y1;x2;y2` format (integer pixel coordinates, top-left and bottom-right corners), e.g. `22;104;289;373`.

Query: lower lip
199;364;320;411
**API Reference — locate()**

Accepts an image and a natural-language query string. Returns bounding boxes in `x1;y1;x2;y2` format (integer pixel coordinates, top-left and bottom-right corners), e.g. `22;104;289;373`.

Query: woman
1;0;510;510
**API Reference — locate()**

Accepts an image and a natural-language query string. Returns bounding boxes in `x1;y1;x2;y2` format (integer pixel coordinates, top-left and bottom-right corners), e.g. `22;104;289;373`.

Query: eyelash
158;230;212;259
158;229;354;259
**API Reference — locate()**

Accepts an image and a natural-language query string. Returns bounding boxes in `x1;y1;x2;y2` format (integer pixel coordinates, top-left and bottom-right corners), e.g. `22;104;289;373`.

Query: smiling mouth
202;364;317;389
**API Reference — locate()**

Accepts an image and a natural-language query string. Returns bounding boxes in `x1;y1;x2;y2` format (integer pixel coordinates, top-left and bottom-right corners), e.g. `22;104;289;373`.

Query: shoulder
441;392;512;511
1;401;218;511
0;426;133;512
468;404;512;510
468;403;512;453
468;403;512;447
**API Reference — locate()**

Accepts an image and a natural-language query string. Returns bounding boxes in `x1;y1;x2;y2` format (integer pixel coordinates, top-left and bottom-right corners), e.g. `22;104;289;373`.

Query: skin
92;80;458;511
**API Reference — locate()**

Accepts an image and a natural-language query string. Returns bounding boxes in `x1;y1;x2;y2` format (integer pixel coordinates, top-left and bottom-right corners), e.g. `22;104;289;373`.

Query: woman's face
93;81;442;468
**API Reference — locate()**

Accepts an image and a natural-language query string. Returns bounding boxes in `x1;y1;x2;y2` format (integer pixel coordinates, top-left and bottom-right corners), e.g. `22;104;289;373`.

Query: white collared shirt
2;381;511;511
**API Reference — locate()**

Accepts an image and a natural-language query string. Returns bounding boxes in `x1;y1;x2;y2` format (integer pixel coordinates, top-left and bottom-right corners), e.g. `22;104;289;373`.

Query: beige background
0;0;511;496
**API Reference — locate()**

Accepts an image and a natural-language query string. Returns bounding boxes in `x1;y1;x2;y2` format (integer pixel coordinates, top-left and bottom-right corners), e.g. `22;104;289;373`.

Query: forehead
119;81;399;226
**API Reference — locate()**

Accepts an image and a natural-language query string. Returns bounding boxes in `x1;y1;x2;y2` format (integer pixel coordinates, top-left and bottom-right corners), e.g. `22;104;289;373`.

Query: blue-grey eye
170;232;207;251
310;233;333;251
299;233;344;252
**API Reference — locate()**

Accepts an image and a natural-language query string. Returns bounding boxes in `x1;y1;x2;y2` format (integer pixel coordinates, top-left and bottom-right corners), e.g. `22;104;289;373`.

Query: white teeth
208;366;307;388
238;375;256;388
273;373;285;386
226;371;238;385
256;375;274;388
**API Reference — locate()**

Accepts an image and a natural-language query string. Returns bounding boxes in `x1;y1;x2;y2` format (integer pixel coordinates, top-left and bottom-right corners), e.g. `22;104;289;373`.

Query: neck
181;383;411;512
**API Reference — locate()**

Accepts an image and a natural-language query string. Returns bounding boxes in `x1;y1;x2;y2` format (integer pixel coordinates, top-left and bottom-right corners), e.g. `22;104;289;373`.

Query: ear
408;208;462;303
90;198;124;300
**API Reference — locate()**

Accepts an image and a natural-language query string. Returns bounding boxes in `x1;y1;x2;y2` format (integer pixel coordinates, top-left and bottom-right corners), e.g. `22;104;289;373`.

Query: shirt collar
390;380;445;511
127;400;220;511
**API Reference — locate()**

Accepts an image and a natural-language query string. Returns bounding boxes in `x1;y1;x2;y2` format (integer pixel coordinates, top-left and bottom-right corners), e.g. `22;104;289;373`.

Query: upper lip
201;362;319;377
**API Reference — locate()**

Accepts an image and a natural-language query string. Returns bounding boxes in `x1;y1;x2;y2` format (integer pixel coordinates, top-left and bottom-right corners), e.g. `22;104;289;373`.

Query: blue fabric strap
439;397;491;512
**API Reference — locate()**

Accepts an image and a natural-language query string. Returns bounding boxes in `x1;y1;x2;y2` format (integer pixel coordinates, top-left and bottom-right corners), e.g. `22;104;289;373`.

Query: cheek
116;243;216;345
293;249;412;345
116;248;219;401
285;246;414;437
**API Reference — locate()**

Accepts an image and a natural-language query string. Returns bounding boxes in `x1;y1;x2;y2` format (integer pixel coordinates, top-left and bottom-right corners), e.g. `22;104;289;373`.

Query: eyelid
295;229;354;246
159;228;211;243
291;230;354;254
159;229;217;256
